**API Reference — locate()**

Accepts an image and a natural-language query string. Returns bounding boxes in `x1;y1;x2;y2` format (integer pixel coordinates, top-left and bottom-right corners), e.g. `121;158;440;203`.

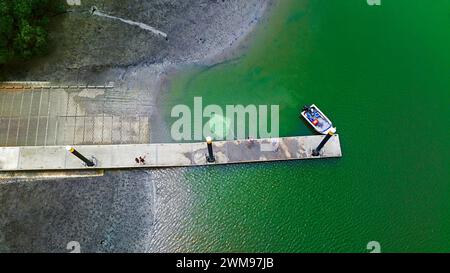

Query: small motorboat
300;104;336;135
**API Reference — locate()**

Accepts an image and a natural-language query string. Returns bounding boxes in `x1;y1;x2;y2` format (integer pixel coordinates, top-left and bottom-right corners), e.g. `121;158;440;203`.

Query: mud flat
2;0;271;82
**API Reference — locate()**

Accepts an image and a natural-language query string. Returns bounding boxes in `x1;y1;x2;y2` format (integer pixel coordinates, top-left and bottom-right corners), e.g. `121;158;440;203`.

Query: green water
163;0;450;252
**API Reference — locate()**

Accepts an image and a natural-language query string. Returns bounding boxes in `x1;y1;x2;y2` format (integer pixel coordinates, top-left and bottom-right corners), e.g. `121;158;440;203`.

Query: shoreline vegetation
0;0;66;75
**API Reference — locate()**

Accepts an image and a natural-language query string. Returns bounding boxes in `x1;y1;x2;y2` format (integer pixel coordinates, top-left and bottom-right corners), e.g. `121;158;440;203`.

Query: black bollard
312;129;335;156
66;146;96;167
206;136;215;163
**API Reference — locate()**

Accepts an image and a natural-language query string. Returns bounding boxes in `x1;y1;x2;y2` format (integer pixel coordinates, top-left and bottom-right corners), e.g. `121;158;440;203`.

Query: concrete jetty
0;135;342;172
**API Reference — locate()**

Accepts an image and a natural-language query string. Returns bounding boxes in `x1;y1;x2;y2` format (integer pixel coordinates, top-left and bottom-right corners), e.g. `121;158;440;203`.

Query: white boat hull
300;104;336;135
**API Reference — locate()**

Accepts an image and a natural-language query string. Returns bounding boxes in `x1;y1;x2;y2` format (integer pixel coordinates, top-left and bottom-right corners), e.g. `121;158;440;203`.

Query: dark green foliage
0;0;65;64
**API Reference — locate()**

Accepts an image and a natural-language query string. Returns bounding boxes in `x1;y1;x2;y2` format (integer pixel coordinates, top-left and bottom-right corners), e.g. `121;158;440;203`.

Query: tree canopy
0;0;65;65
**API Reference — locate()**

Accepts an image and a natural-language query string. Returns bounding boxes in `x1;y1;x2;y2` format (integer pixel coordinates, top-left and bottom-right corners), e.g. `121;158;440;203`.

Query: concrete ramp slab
0;148;20;170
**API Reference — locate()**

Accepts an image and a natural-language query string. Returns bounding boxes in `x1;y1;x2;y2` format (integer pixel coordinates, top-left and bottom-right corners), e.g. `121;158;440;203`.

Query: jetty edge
0;135;342;171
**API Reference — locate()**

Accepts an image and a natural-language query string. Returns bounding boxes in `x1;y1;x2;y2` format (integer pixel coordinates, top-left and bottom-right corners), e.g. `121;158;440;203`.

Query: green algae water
163;0;450;252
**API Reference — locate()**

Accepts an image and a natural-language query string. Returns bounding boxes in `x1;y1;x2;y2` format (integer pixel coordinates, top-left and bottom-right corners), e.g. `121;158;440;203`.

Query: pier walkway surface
0;135;342;171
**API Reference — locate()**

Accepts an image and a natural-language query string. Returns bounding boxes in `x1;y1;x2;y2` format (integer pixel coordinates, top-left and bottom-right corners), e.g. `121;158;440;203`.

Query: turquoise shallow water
162;0;450;252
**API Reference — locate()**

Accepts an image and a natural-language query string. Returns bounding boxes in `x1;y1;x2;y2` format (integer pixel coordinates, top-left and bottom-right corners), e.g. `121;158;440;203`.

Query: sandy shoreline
149;0;277;143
